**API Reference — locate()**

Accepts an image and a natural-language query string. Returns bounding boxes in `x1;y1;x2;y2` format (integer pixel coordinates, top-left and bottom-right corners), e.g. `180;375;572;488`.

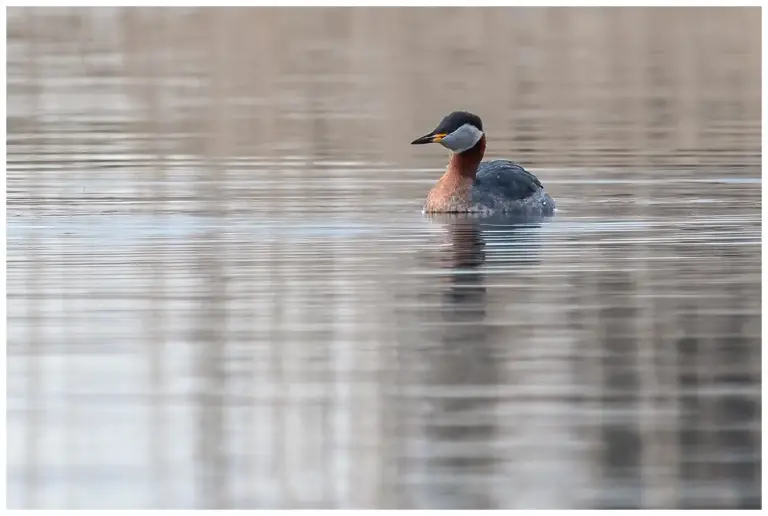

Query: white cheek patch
439;124;484;153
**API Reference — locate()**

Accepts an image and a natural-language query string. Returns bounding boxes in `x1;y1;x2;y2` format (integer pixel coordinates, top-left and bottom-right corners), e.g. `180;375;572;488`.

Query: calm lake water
6;8;762;509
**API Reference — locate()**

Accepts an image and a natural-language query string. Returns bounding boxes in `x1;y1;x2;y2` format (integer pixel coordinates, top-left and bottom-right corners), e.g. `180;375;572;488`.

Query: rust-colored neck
447;135;486;180
424;136;486;213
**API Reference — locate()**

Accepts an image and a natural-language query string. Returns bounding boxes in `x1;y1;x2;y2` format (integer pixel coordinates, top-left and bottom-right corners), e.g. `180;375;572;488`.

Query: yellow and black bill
411;132;447;145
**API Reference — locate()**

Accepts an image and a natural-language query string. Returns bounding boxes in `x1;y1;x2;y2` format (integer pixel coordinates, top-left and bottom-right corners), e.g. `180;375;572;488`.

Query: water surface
6;7;761;509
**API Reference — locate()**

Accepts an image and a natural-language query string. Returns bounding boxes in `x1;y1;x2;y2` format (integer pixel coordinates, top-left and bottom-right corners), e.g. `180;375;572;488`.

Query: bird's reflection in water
404;213;546;510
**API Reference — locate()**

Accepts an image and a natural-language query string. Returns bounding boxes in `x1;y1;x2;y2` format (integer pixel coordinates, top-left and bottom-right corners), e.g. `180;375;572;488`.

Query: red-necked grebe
412;111;555;215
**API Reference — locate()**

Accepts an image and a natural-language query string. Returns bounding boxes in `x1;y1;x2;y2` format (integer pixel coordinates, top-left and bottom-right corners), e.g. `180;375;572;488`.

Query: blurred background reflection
6;7;761;509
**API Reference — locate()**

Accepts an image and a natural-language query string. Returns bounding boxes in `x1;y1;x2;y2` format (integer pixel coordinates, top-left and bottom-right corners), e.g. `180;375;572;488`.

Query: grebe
412;111;555;215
